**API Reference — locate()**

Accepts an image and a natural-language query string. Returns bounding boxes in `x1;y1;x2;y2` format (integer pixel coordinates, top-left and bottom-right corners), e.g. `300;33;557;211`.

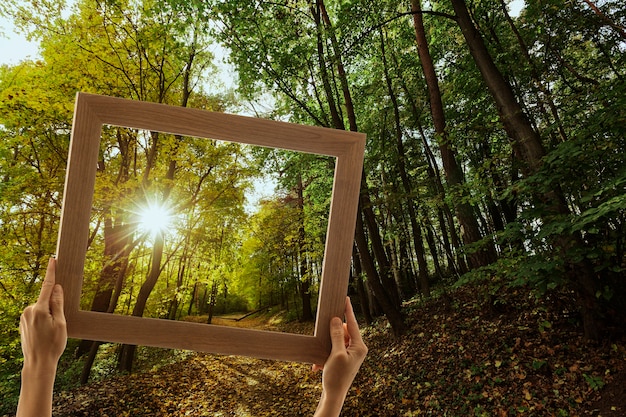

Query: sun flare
137;203;172;237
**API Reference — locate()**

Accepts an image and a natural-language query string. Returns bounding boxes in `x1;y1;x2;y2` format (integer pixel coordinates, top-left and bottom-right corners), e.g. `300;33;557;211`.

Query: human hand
19;257;67;370
17;257;67;417
313;297;368;416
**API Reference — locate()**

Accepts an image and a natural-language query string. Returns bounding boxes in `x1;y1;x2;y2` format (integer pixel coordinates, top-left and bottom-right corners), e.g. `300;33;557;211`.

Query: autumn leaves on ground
48;284;626;417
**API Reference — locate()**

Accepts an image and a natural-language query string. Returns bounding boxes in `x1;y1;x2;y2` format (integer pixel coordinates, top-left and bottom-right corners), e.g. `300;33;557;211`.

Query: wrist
314;389;347;417
21;360;58;383
22;356;59;371
17;362;57;417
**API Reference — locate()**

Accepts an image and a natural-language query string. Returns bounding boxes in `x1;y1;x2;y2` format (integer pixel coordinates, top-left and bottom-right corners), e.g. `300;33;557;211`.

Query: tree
0;61;72;408
411;0;497;271
449;0;603;339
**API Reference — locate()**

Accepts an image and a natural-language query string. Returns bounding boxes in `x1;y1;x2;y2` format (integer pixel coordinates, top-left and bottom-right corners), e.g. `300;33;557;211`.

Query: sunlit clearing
137;203;172;237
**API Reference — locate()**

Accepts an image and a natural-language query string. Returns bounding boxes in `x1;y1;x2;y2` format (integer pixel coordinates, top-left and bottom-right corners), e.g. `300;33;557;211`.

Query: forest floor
47;284;626;416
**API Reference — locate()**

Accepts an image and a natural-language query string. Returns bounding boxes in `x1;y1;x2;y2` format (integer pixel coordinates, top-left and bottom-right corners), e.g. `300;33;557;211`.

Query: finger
19;306;32;331
329;316;345;354
50;284;65;321
36;257;57;307
19;313;28;354
344;297;363;344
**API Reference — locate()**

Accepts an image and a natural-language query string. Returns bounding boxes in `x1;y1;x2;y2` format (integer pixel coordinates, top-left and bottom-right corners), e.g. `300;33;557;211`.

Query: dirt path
54;354;320;416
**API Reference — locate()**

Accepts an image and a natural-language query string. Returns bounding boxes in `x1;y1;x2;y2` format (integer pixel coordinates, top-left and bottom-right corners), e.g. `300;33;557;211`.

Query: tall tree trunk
187;279;198;316
450;0;600;339
497;0;568;144
76;218;132;356
398;73;460;277
319;0;403;309
314;0;405;331
310;2;343;128
297;175;314;321
119;145;177;373
354;213;406;337
168;251;188;320
380;27;431;297
411;0;497;270
424;221;444;280
359;182;403;309
351;245;372;325
80;248;132;384
450;0;547;175
207;279;218;324
118;230;165;372
397;233;418;296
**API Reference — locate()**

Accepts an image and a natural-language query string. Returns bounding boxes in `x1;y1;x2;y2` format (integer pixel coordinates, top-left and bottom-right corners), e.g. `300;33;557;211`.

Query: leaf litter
52;285;626;416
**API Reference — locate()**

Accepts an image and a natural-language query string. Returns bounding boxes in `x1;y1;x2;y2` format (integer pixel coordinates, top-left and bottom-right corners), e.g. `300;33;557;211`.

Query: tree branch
343;9;457;55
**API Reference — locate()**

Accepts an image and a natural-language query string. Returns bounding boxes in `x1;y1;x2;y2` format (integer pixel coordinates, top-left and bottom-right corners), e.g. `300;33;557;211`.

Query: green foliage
0;54;73;412
582;373;605;391
54;343;87;391
0;303;23;414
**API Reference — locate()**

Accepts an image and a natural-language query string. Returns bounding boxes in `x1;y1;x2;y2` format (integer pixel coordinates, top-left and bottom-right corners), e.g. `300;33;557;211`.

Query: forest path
54;353;319;416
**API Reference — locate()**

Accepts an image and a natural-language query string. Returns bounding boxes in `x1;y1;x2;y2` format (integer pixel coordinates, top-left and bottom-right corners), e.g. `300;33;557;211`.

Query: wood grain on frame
55;92;365;365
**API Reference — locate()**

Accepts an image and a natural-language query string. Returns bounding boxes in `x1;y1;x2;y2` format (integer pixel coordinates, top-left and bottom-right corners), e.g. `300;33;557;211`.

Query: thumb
329;317;345;353
50;284;65;320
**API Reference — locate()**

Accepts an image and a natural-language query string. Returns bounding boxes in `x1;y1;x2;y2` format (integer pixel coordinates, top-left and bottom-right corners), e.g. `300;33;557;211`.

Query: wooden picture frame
55;92;365;365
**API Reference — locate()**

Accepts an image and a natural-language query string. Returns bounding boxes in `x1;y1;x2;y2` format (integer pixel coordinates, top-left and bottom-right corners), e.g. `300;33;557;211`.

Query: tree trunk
380;26;430;297
451;0;600;339
318;0;404;315
352;245;373;325
400;77;459;277
354;213;406;337
450;0;548;175
76;217;132;357
310;2;342;128
397;233;418;297
497;0;568;145
80;251;131;383
207;279;218;324
169;228;194;320
297;175;314;321
168;252;187;320
187;278;198;316
359;182;403;309
412;0;496;270
80;341;102;384
424;221;444;280
118;231;165;373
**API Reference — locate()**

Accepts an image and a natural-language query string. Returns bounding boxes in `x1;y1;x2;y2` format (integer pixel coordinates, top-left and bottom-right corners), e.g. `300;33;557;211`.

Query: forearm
16;363;57;417
313;389;347;417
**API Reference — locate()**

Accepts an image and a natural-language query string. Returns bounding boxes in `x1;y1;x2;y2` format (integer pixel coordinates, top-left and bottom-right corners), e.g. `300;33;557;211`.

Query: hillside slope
48;285;626;416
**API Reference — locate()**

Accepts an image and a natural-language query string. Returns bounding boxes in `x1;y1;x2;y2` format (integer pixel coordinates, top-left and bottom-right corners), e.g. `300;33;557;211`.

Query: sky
0;15;39;64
